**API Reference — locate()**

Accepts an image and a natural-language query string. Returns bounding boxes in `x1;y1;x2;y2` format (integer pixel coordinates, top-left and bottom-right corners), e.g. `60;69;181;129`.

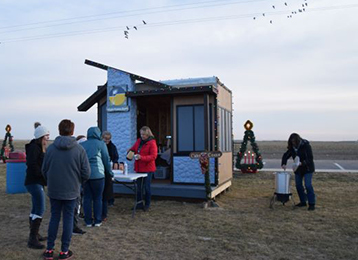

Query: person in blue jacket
81;127;113;227
281;133;316;211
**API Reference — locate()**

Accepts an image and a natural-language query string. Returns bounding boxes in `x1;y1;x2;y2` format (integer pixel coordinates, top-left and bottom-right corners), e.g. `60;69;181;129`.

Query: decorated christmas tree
235;120;263;173
0;125;15;163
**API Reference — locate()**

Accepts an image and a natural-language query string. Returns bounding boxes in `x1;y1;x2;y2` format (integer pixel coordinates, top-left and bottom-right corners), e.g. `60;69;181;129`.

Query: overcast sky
1;0;357;141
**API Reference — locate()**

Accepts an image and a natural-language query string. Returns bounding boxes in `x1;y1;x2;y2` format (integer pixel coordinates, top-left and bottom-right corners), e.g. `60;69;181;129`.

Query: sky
0;0;357;141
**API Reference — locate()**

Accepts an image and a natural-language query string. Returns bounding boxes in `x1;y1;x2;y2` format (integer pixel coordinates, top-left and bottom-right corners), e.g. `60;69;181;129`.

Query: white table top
113;170;147;182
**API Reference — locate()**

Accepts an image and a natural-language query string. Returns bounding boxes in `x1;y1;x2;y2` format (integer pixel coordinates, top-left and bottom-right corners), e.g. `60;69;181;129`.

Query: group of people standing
24;120;157;260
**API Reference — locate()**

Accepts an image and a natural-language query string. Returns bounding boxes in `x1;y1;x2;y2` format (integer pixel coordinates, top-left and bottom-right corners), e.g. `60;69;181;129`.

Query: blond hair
140;126;154;138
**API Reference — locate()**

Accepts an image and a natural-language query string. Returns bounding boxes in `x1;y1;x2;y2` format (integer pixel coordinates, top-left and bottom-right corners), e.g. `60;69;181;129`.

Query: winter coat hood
87;127;102;140
53;136;77;150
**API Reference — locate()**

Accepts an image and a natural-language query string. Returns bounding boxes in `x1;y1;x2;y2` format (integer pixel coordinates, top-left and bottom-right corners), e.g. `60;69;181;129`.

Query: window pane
178;106;194;151
194;106;204;151
221;108;225;151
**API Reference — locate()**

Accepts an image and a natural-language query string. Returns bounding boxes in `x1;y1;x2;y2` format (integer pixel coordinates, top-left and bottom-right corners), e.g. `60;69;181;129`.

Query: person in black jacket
25;123;50;249
101;131;118;215
281;133;316;211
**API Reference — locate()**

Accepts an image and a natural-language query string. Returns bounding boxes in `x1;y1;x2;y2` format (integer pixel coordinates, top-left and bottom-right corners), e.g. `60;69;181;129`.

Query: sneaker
43;249;54;260
94;222;102;227
308;204;315;211
295;202;307;207
85;224;93;227
73;226;86;235
59;250;73;260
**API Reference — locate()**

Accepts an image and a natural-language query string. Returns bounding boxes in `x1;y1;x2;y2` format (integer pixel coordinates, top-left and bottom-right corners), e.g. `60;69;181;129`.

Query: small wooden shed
78;60;233;199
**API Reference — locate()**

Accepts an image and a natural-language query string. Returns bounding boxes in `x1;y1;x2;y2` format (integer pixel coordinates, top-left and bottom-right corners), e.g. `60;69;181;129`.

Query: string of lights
1;3;357;44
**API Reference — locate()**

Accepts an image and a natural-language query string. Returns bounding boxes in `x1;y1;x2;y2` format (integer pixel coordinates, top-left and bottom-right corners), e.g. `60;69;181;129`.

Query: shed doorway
136;96;172;182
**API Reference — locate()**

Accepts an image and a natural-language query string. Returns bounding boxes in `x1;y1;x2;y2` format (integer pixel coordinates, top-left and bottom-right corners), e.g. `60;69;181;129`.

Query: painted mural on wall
107;85;129;112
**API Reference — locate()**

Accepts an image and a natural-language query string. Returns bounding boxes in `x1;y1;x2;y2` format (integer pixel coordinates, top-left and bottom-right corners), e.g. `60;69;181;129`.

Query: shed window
219;107;232;152
177;105;212;153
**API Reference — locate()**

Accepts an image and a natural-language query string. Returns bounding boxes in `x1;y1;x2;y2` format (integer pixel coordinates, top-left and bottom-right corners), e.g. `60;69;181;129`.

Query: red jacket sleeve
130;139;140;153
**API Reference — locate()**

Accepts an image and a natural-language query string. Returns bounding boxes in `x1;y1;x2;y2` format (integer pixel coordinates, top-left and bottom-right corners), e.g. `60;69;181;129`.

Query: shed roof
78;60;225;112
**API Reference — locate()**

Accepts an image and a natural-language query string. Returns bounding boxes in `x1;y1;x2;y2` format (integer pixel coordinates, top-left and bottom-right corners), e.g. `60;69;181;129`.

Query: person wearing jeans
47;199;76;253
83;178;105;226
129;126;157;211
136;172;154;210
281;133;316;211
42;119;90;259
81;127;112;227
25;123;50;249
295;173;315;206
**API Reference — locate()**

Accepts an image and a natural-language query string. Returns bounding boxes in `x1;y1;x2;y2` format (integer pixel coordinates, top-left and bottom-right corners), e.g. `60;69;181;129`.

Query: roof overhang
126;85;217;97
78;84;106;112
85;59;171;88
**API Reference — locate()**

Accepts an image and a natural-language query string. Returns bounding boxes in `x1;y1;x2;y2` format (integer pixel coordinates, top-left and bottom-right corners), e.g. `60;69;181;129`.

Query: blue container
6;160;27;194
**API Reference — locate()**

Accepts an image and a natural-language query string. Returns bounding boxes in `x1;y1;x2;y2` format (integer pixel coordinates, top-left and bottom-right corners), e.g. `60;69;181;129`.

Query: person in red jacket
129;126;157;211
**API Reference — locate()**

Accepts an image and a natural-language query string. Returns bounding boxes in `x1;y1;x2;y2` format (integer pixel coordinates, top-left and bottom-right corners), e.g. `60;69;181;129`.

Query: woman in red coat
129;126;157;211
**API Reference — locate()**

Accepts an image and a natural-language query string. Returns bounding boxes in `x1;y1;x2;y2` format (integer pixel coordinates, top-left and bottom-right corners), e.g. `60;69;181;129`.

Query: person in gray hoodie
80;127;112;227
42;119;90;260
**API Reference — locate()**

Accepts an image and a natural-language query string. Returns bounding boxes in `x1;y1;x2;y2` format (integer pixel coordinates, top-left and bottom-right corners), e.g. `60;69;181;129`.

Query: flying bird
142;20;147;25
270;20;273;24
305;3;308;6
253;17;256;20
126;26;130;30
272;5;275;9
262;13;265;16
124;30;128;34
133;26;138;30
125;35;128;39
284;2;287;6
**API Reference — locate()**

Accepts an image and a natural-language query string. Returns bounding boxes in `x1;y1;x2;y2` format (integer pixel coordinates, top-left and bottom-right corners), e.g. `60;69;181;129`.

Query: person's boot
28;218;45;249
29;217;47;241
308;204;315;211
295;202;307;207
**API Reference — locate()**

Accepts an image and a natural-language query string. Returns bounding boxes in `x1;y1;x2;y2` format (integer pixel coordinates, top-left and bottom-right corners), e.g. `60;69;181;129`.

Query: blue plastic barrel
6;153;27;194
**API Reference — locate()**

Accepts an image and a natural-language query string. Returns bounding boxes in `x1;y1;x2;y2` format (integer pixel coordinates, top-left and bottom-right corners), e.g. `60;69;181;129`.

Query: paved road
261;159;358;173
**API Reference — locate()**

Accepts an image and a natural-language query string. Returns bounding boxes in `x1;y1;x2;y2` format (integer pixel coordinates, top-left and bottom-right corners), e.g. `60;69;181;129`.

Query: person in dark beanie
281;133;316;211
25;122;50;249
42;119;90;260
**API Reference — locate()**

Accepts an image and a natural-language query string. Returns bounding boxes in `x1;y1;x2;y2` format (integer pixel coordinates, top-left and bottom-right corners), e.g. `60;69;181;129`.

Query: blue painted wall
107;68;137;173
173;156;215;184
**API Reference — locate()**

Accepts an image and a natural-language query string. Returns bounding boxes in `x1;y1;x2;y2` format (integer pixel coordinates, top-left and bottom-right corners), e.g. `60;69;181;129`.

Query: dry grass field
0;141;357;259
234;140;358;160
6;139;358;160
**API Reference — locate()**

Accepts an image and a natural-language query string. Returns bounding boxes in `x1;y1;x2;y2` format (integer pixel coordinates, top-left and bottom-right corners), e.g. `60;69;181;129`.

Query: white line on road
334;163;345;170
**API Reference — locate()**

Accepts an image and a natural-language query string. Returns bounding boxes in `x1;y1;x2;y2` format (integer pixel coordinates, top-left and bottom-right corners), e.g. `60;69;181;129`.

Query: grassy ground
234;141;358;160
0;162;357;259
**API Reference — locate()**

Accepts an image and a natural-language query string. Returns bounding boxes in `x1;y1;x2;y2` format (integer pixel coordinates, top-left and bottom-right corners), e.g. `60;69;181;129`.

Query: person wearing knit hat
24;122;50;249
34;124;50;140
